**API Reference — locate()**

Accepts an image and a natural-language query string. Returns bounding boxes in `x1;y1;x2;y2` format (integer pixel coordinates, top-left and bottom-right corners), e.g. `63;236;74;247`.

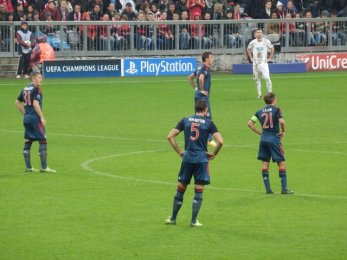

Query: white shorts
253;63;270;80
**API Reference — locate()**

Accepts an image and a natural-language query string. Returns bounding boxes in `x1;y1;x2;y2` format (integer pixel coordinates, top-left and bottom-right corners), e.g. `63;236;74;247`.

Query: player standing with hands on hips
247;28;274;99
247;93;293;194
165;99;223;227
15;72;56;173
194;51;217;147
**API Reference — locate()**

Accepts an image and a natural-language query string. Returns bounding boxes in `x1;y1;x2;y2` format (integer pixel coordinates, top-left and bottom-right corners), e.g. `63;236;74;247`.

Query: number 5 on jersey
190;123;200;141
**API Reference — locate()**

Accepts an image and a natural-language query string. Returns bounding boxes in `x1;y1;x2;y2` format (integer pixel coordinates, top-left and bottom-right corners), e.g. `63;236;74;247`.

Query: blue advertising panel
43;59;122;78
123;57;196;77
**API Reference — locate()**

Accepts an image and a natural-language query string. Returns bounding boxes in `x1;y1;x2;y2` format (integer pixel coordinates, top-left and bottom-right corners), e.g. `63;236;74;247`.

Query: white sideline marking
1;129;347;151
0;73;346;86
81;149;347;201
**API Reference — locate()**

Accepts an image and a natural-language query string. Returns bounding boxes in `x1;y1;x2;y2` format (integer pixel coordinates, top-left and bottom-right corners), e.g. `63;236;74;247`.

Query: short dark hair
202;51;212;62
195;99;207;113
264;92;276;104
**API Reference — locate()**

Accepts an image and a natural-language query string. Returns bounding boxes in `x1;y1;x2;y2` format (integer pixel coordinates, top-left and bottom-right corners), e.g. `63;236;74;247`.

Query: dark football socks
262;169;272;192
279;169;287;191
171;189;185;220
191;188;203;223
39;142;47;169
23;141;32;169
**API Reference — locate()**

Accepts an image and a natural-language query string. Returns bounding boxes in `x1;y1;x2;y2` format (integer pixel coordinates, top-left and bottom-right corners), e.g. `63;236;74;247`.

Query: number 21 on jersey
261;112;273;129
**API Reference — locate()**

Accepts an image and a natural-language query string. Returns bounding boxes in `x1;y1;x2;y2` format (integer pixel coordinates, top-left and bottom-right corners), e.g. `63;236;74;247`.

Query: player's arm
15;99;24;114
247;116;261;135
267;44;274;62
208;132;223;160
246;47;253;63
198;73;208;96
187;73;196;89
33;100;46;126
167;128;184;157
278;118;286;138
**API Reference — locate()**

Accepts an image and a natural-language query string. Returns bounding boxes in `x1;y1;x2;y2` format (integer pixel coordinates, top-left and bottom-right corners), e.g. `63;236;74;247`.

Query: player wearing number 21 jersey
165;99;223;227
248;92;293;195
15;72;56;173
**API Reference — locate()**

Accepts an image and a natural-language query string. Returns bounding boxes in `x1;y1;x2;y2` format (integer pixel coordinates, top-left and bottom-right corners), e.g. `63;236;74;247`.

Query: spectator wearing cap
121;2;136;20
275;1;285;19
119;0;136;14
187;0;205;20
16;21;34;78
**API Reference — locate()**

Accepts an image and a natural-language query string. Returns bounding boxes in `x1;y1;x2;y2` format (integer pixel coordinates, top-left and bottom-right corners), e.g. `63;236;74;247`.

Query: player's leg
191;162;210;226
261;64;272;93
166;162;191;224
205;98;216;147
262;161;273;194
257;142;273;193
271;142;294;194
253;65;262;98
23;139;37;172
191;183;204;227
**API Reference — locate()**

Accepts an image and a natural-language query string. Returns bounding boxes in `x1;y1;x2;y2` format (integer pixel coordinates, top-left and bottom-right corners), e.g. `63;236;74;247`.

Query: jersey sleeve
275;107;283;119
31;87;39;101
175;118;185;131
17;91;24;102
209;121;218;135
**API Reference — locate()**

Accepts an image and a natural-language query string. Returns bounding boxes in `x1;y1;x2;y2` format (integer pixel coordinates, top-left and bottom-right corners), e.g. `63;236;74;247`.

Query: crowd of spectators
1;0;347;50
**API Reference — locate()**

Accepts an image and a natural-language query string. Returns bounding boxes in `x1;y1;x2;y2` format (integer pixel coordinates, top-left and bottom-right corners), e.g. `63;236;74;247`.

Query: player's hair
202;51;212;62
30;71;41;80
195;99;207;112
264;92;276;104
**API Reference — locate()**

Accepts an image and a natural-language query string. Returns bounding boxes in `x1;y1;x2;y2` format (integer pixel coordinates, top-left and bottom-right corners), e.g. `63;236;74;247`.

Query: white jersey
248;38;273;65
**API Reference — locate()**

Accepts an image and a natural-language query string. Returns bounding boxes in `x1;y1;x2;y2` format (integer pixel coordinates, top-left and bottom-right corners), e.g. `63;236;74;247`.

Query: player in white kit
247;28;274;99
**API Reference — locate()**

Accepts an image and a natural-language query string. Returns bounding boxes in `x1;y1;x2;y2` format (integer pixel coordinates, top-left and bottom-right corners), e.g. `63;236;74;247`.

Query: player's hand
278;132;285;139
207;152;215;160
200;90;208;96
40;117;46;126
179;151;184;158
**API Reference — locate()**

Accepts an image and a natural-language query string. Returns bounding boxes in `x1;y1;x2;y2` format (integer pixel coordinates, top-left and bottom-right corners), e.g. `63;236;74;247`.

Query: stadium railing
0;17;346;58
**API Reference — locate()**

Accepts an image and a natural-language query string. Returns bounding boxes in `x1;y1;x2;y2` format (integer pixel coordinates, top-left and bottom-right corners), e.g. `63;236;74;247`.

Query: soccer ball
24;40;31;46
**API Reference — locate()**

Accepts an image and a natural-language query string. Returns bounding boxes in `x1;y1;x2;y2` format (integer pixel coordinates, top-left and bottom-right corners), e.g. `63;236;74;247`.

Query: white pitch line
0;73;346;86
81;149;347;201
1;129;347;150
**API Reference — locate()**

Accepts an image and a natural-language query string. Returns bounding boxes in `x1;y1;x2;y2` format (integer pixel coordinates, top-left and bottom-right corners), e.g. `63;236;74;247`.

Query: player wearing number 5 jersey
15;72;56;173
165;99;223;227
248;93;293;194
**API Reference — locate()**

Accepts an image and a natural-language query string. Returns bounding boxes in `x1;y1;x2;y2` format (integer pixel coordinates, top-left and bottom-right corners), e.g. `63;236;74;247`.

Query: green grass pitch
1;71;347;259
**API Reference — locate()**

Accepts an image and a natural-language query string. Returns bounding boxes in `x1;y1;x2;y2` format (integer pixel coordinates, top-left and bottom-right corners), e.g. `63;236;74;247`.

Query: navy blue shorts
257;141;285;162
178;162;210;185
23;116;46;141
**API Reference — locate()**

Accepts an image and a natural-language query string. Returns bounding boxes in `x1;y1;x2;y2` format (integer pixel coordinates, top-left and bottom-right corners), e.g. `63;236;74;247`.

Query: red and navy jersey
254;105;283;142
195;64;211;99
175;115;218;163
17;84;42;117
